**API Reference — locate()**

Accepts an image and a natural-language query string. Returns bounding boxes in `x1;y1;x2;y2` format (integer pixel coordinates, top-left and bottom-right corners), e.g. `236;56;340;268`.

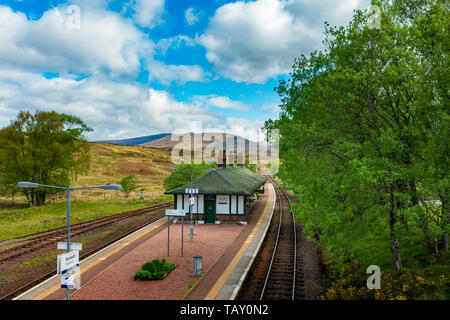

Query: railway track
0;202;172;300
0;201;172;263
237;176;305;300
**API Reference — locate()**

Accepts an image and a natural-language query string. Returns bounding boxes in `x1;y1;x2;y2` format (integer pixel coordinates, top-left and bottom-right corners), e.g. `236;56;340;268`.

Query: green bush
142;261;157;274
135;270;152;280
151;258;163;272
135;258;176;280
322;259;450;300
162;262;175;272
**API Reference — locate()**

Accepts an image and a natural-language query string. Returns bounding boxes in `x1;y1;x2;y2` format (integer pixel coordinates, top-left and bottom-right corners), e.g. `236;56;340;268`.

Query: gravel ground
296;222;322;299
71;222;244;300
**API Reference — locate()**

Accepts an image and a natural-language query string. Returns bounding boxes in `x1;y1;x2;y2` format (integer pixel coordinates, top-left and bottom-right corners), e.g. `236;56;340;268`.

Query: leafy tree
0;110;92;206
265;0;449;272
163;162;217;192
119;174;139;198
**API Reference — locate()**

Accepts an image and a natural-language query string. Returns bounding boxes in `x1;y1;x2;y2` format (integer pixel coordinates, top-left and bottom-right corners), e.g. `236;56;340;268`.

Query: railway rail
0;202;172;300
0;201;172;263
237;176;305;300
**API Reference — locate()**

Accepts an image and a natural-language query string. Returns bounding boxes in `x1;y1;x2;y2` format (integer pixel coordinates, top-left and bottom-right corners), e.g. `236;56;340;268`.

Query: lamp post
169;168;215;242
16;182;122;300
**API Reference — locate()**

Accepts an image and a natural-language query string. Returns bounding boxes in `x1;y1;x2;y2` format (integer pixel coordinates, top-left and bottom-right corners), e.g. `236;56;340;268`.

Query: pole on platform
167;217;170;257
190;170;193;242
181;217;184;257
66;185;71;301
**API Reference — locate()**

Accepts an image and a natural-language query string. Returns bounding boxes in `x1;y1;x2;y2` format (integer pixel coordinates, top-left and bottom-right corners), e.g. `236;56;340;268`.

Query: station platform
14;183;275;300
183;183;275;300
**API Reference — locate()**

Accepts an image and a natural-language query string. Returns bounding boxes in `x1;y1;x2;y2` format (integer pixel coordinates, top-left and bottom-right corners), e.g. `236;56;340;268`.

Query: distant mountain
93;133;171;146
141;133;258;153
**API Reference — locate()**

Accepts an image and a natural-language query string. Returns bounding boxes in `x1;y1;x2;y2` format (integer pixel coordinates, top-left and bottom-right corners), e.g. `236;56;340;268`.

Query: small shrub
154;271;164;278
135;258;176;280
151;258;163;272
135;270;152;280
162;262;175;271
322;259;450;300
142;261;156;274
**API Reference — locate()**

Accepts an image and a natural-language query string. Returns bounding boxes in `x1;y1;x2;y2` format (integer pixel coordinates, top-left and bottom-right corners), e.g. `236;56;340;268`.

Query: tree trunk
441;194;449;250
389;189;402;272
419;210;437;253
443;232;448;251
410;180;437;252
33;190;46;206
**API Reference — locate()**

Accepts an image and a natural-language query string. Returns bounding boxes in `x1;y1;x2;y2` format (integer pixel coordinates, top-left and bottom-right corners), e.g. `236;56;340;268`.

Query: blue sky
0;0;370;140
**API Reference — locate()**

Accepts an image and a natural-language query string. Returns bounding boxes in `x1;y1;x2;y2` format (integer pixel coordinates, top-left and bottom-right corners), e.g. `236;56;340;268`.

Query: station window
218;196;228;205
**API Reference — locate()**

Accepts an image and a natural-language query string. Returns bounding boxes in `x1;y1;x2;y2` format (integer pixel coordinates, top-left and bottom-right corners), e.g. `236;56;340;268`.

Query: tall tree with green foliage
119;174;139;198
265;0;449;272
0;110;92;206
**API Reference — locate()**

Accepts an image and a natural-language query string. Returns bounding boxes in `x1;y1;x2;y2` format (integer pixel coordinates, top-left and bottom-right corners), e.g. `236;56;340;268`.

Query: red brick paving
70;222;243;300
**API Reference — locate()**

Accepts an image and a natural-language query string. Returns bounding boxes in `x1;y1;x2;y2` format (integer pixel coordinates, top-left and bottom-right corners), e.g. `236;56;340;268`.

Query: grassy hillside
0;143;174;240
0;142;174;206
73;142;173;200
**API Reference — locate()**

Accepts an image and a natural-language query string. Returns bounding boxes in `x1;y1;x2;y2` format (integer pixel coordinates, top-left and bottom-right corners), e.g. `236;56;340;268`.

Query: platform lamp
16;182;122;300
169;168;215;242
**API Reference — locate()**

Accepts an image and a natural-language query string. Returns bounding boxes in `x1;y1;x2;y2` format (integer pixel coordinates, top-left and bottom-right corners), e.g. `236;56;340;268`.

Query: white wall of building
231;195;237;214
195;194;205;213
177;194;244;214
176;194;204;213
238;195;244;214
216;195;230;214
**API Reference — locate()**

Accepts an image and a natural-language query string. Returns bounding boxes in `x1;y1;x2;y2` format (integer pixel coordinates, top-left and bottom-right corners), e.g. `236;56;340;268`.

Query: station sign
185;188;199;195
165;209;186;217
57;250;79;274
61;266;81;289
57;242;83;251
57;250;81;289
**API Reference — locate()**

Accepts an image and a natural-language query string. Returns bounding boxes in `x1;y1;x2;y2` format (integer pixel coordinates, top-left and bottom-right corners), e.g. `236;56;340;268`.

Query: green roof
165;167;267;196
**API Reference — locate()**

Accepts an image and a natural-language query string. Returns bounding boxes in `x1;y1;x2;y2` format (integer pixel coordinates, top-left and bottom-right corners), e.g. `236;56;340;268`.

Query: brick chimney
228;151;234;167
218;150;227;168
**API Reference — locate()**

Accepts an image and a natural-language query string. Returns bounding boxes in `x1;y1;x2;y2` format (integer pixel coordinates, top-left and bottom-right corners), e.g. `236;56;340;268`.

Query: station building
164;166;266;224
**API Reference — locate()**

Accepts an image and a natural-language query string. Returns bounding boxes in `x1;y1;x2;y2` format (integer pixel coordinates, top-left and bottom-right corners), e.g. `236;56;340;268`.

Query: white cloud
155;35;197;55
0;68;266;141
147;61;211;85
129;0;165;28
260;103;279;114
0;3;272;141
185;7;200;25
209;118;266;142
0;5;152;78
0;5;208;86
0;68;258;140
194;95;252;111
198;0;370;84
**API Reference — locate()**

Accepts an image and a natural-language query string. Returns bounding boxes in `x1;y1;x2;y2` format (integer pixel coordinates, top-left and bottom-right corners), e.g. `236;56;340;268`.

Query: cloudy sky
0;0;370;140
